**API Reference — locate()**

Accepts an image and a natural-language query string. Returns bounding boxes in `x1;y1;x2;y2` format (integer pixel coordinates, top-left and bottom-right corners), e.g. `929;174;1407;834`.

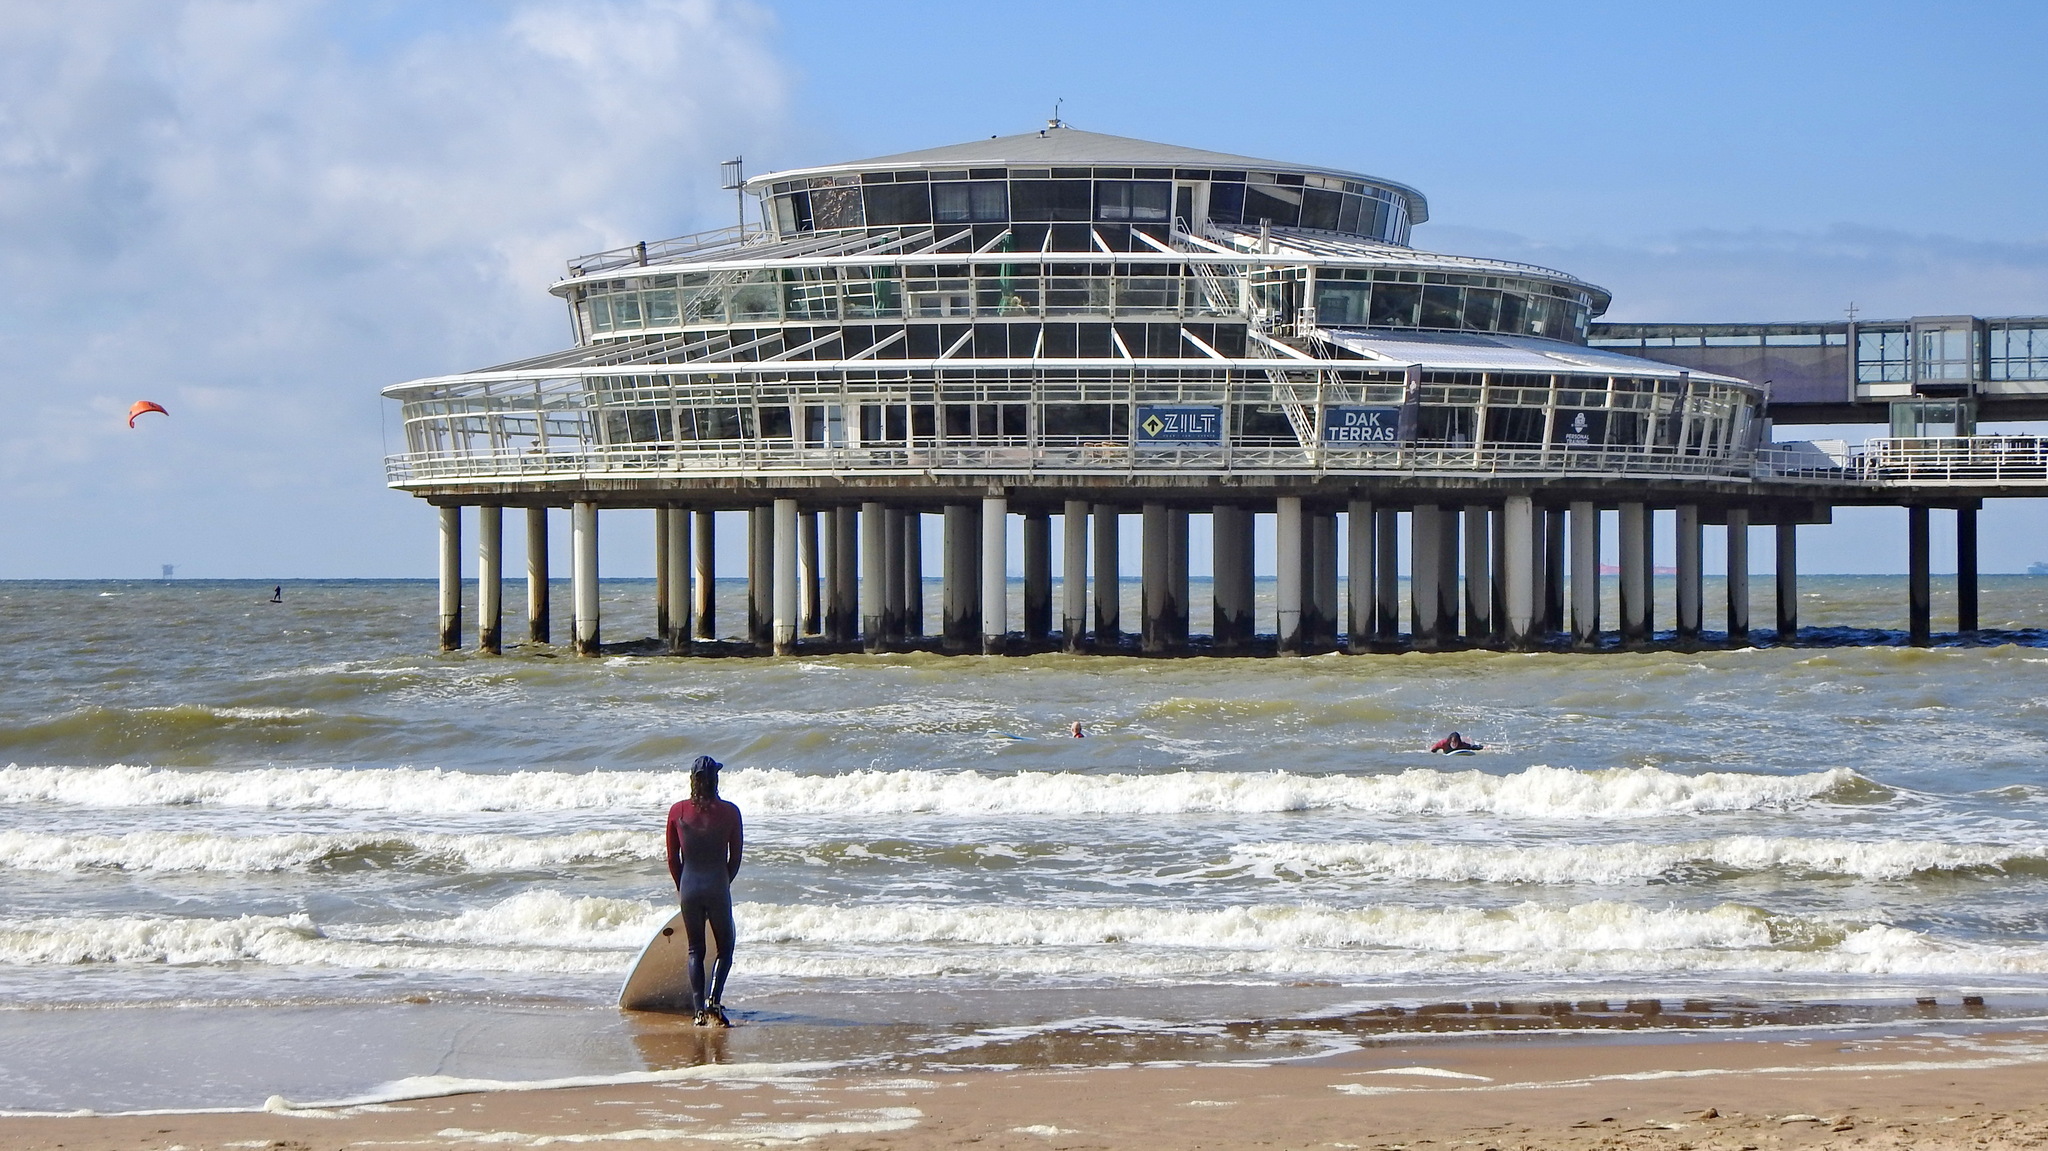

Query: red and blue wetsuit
665;797;744;1013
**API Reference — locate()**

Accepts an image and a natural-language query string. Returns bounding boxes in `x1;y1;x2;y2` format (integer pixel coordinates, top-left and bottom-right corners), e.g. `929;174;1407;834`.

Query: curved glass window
768;166;1415;245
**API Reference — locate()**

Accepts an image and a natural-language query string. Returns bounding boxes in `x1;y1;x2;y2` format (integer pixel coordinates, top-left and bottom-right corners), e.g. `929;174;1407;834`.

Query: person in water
665;755;744;1026
1429;731;1483;753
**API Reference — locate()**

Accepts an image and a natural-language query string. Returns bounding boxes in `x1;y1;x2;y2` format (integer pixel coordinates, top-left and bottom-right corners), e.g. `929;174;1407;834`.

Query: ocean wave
0;763;1883;818
4;891;2044;980
1228;836;2048;885
0;829;653;874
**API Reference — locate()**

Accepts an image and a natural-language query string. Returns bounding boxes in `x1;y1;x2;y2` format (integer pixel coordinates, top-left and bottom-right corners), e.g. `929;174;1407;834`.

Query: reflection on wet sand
625;993;2017;1076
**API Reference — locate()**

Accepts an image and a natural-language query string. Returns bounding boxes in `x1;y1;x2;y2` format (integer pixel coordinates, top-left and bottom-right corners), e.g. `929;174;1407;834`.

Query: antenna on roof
720;157;745;233
1047;98;1064;130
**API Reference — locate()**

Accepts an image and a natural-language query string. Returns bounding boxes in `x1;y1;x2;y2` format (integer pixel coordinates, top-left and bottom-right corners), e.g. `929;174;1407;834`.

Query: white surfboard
619;910;712;1013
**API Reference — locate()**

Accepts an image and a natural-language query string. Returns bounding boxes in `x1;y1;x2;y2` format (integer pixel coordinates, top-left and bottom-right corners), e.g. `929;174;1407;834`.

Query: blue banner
1135;405;1223;444
1322;406;1402;445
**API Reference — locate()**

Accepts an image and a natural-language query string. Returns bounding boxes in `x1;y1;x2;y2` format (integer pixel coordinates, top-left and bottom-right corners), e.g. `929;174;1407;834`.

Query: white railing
1854;436;2048;485
386;440;1797;487
565;224;770;277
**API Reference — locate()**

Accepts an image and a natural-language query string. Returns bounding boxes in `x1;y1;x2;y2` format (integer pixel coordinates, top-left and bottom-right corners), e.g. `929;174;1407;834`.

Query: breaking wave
3;891;2041;980
0;763;1885;819
1228;836;2048;885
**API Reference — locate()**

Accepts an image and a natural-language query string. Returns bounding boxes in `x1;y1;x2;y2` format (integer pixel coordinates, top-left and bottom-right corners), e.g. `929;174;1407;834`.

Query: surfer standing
665;755;744;1027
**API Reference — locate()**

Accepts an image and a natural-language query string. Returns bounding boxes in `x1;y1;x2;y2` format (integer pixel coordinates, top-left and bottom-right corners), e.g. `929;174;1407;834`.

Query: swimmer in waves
1429;731;1484;754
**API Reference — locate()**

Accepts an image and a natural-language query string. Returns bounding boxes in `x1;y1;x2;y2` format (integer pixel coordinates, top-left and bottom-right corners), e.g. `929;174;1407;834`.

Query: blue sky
0;0;2044;579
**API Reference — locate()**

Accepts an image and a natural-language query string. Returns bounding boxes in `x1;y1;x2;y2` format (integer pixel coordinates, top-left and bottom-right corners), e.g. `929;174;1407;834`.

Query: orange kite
128;401;168;428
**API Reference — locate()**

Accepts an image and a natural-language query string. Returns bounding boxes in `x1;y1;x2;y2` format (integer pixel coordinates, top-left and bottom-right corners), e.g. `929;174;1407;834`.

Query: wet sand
10;1024;2048;1150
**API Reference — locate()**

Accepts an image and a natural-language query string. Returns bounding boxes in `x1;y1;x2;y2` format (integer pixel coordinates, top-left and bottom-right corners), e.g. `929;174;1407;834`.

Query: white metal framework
385;128;1778;494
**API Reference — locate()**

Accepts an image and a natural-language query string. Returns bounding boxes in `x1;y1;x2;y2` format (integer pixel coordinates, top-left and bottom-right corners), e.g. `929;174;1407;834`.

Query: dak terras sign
1136;405;1223;444
1323;406;1402;445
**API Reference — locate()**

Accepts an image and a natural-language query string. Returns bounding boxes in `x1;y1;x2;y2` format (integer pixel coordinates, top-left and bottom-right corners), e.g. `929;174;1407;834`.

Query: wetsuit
1430;736;1482;753
665;797;744;1014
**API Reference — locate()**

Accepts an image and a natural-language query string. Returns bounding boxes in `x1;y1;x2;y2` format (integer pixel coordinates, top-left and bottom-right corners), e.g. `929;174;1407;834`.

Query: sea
4;575;2048;1112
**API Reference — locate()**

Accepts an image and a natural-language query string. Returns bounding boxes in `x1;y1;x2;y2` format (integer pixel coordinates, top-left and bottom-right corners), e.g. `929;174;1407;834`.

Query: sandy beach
9;1023;2048;1150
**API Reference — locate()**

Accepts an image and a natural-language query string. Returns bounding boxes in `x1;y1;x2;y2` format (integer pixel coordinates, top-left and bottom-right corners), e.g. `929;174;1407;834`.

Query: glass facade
768;165;1414;247
575;262;1594;342
1989;323;2048;382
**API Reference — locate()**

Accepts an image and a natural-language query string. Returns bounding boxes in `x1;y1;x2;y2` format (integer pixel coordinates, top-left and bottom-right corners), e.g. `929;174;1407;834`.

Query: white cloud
1422;223;2048;324
0;0;787;576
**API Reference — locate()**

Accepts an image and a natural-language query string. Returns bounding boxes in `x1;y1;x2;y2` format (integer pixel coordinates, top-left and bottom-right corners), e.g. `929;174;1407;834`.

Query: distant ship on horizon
2031;562;2048;576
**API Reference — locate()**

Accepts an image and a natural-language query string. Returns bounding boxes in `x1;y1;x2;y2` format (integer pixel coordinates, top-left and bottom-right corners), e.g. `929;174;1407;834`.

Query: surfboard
619;910;710;1013
1446;748;1480;756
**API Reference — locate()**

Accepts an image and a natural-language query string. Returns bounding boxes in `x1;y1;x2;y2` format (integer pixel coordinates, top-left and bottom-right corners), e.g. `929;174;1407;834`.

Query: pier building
383;124;2048;655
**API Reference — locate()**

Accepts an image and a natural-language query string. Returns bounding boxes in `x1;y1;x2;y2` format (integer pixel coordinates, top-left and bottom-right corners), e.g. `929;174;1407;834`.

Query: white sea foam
0;829;653;874
0;762;1876;818
1229;836;2045;885
5;891;2044;980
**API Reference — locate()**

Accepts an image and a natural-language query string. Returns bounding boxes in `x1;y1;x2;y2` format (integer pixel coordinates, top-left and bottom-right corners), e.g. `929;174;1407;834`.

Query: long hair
689;755;721;805
690;771;719;805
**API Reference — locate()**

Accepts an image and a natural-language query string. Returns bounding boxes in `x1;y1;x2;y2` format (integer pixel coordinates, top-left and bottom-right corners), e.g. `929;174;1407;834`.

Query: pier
383;125;2048;655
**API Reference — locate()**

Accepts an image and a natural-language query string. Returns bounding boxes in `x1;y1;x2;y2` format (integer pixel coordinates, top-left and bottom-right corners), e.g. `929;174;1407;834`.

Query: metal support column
1346;499;1375;653
1093;504;1121;646
1022;510;1052;644
1437;505;1460;642
1542;509;1567;636
1142;503;1170;655
665;507;690;653
942;503;981;653
747;506;771;646
1213;506;1253;651
571;501;599;656
438;505;462;652
860;502;886;654
901;511;924;638
526;506;549;645
1570;501;1600;650
1726;508;1750;645
1675;505;1702;643
1276;496;1304;654
1958;505;1979;634
653;507;669;644
1063;501;1089;650
798;510;820;636
772;499;799;654
883;508;906;644
1489;506;1508;644
1775;521;1799;643
1308;509;1338;651
1618;502;1648;645
1410;504;1441;649
820;507;846;643
692;511;716;641
1641;507;1657;639
1908;505;1931;647
477;506;502;654
982;496;1008;654
1463;505;1491;643
1168;508;1189;647
1374;508;1399;643
1504;495;1536;650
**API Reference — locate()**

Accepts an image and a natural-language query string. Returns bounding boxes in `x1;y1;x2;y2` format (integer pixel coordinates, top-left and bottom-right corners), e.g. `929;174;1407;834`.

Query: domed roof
750;125;1429;224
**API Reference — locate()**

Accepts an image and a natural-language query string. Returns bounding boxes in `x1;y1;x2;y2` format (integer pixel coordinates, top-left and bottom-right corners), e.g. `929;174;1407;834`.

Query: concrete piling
1062;501;1089;650
773;499;799;654
1022;510;1052;643
438;505;462;652
981;496;1008;654
1908;505;1931;646
571;501;599;656
477;506;501;654
860;502;886;653
1276;496;1305;655
1093;505;1121;646
1570;501;1599;649
1775;521;1799;643
1346;499;1375;653
692;511;716;642
526;506;549;645
665;507;690;653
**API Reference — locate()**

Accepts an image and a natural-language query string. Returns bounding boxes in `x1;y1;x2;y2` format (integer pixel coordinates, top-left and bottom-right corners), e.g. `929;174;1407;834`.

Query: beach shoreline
9;1021;2048;1150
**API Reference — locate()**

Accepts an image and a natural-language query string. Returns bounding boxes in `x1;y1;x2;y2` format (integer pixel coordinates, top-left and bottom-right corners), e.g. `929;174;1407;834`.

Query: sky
1;0;2045;580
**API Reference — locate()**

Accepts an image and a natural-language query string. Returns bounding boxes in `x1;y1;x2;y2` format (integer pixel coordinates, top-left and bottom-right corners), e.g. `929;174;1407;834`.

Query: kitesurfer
665;755;744;1026
1429;731;1483;753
